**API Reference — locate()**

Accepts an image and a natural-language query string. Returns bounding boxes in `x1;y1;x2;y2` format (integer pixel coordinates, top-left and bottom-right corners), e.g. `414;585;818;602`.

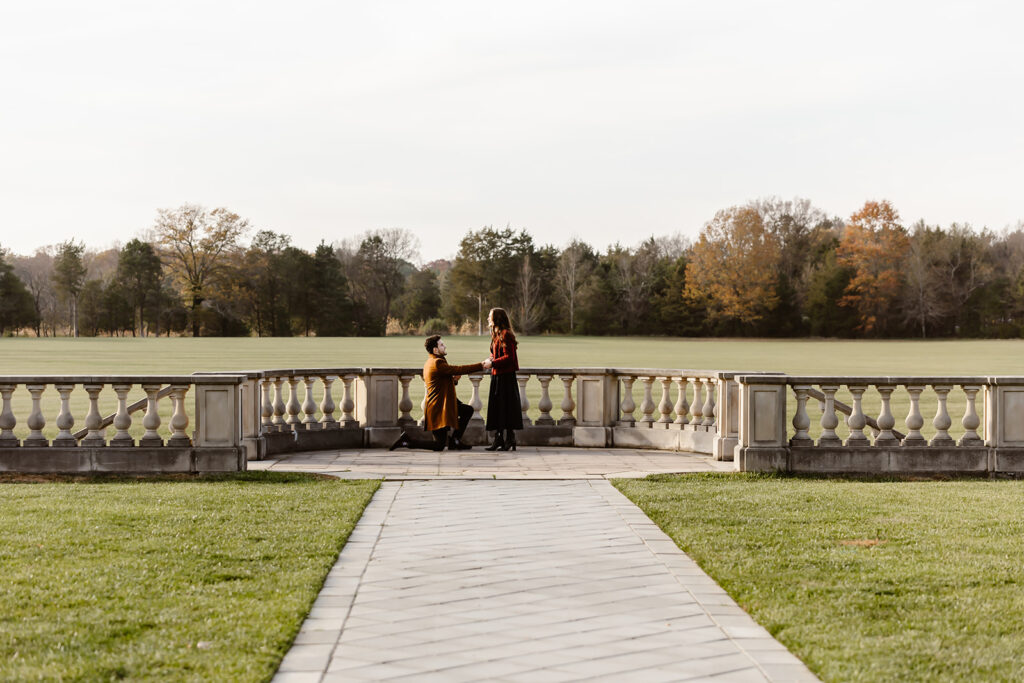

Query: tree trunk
191;295;202;337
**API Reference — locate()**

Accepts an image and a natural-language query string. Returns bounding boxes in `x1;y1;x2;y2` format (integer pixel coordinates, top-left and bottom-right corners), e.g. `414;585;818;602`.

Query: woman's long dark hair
489;308;516;344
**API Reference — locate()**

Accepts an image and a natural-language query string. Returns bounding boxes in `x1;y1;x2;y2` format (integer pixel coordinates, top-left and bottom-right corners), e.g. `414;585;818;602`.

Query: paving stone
268;461;817;682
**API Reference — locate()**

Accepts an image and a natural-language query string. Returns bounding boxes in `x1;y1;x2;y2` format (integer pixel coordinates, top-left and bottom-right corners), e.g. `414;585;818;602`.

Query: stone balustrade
0;374;247;473
4;367;1024;475
733;374;1024;474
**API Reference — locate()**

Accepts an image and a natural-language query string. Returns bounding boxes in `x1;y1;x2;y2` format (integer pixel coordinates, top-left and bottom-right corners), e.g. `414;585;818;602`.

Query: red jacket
489;330;519;375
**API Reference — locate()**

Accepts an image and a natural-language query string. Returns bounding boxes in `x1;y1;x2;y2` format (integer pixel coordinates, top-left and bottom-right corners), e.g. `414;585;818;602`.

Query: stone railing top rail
0;374;247;384
218;367;782;379
734;374;1024;385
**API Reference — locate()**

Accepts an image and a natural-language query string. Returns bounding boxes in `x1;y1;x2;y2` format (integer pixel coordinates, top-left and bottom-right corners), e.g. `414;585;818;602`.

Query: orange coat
422;354;483;431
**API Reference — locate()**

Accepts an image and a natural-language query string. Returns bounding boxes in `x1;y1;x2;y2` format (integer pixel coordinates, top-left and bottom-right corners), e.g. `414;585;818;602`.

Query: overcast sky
2;1;1022;263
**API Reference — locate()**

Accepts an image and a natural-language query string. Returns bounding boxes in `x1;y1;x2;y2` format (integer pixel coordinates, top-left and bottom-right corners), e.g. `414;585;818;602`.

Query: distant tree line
2;198;1023;338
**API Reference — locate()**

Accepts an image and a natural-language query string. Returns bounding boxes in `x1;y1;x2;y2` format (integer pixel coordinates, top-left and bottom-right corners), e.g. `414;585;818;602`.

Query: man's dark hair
425;335;442;354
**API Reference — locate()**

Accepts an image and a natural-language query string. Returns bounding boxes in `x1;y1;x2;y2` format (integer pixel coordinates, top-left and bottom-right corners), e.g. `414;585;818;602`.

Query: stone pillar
817;383;841;446
790;384;813;446
516;375;532;427
735;375;789;472
23;384;48;447
340;374;358;428
690;378;704;427
713;375;740;461
930;384;954;446
260;379;274;434
901;384;927;446
140;383;164;447
874;384;899;446
356;372;400;447
53;384;77;447
81;383;106;447
272;377;287;433
638;377;656;427
320;375;338;430
0;383;17;447
618;376;636;427
986;377;1024;472
285;376;301;430
167;385;191;447
398;374;415;427
302;376;320;430
845;384;869;445
960;384;983;446
535;375;555;425
109;383;134;447
673;377;690;426
657;378;673;427
468;374;484;424
702;379;716;428
558;375;576;426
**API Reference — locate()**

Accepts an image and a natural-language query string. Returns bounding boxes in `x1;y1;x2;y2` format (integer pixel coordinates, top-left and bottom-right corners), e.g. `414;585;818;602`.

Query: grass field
0;473;378;681
1;336;1023;443
615;474;1024;682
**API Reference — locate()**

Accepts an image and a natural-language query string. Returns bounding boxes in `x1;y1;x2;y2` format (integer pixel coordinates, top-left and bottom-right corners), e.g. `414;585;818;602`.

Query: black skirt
485;373;524;431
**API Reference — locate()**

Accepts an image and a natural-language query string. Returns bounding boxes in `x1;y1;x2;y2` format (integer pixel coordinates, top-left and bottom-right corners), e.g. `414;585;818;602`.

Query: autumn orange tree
684;206;781;328
836;200;909;334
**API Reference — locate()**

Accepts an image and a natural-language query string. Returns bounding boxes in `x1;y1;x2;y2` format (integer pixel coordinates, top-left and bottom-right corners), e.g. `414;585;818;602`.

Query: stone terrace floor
255;449;818;682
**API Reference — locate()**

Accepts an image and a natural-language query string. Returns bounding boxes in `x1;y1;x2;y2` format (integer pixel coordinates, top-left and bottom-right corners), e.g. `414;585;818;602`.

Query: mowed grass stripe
615;474;1024;682
0;473;379;681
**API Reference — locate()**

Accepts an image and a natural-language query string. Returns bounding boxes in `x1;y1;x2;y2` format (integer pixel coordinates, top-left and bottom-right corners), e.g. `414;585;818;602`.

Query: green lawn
0;473;379;681
615;474;1024;682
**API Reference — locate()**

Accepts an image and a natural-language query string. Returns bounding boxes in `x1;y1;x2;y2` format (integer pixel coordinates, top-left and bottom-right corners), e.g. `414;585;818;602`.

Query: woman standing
484;307;523;451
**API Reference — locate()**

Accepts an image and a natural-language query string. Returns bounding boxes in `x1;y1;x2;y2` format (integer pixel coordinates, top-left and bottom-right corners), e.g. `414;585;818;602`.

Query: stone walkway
261;450;818;682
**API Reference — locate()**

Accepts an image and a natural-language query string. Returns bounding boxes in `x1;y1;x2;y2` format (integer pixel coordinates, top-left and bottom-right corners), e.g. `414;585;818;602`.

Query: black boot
500;429;516;451
485;431;504;451
389;431;410;451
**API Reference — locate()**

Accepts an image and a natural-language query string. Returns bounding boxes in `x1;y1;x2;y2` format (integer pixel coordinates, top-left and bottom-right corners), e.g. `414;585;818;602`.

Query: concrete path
249;446;734;480
262;450;818;682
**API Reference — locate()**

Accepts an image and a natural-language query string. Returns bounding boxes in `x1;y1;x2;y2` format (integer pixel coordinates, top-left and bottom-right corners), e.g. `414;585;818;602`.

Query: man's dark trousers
407;400;475;450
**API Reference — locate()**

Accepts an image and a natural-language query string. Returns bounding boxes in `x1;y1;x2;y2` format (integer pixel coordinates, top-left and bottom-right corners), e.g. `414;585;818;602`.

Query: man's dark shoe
389;431;410;451
451;438;473;451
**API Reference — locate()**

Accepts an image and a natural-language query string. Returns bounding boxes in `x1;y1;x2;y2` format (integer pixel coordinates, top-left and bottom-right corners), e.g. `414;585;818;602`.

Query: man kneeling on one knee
390;335;492;451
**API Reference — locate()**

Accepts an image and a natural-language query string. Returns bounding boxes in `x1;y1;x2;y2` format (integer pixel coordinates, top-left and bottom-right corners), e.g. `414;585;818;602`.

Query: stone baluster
517;375;532;426
285;377;302;429
0;383;17;447
167;384;191;446
702;379;716;427
260;379;274;434
468;375;484;424
320;375;338;429
619;376;636;426
398;375;415;427
657;378;673;425
81;383;106;447
791;384;813;446
301;376;320;430
673;377;690;426
535;375;555;425
559;375;576;426
51;384;77;447
874;384;899;446
341;374;358;427
110;383;134;447
639;377;656;426
930;384;953;446
690;378;704;426
818;383;841;446
272;377;287;432
959;384;983;446
902;384;927;446
140;383;163;447
24;384;48;447
845;384;869;445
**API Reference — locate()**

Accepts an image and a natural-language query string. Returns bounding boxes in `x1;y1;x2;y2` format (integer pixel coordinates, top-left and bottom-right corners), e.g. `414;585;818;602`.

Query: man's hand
482;358;492;370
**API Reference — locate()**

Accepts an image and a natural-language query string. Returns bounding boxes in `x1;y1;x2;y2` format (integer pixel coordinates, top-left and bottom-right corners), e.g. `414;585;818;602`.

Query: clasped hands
482;358;493;370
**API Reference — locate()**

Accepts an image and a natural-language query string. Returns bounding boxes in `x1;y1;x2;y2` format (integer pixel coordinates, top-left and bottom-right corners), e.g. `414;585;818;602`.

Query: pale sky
2;1;1022;263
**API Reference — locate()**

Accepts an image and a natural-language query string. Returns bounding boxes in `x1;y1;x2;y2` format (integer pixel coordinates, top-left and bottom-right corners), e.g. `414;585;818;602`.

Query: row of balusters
257;373;722;432
617;375;719;427
791;382;984;447
0;382;192;447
